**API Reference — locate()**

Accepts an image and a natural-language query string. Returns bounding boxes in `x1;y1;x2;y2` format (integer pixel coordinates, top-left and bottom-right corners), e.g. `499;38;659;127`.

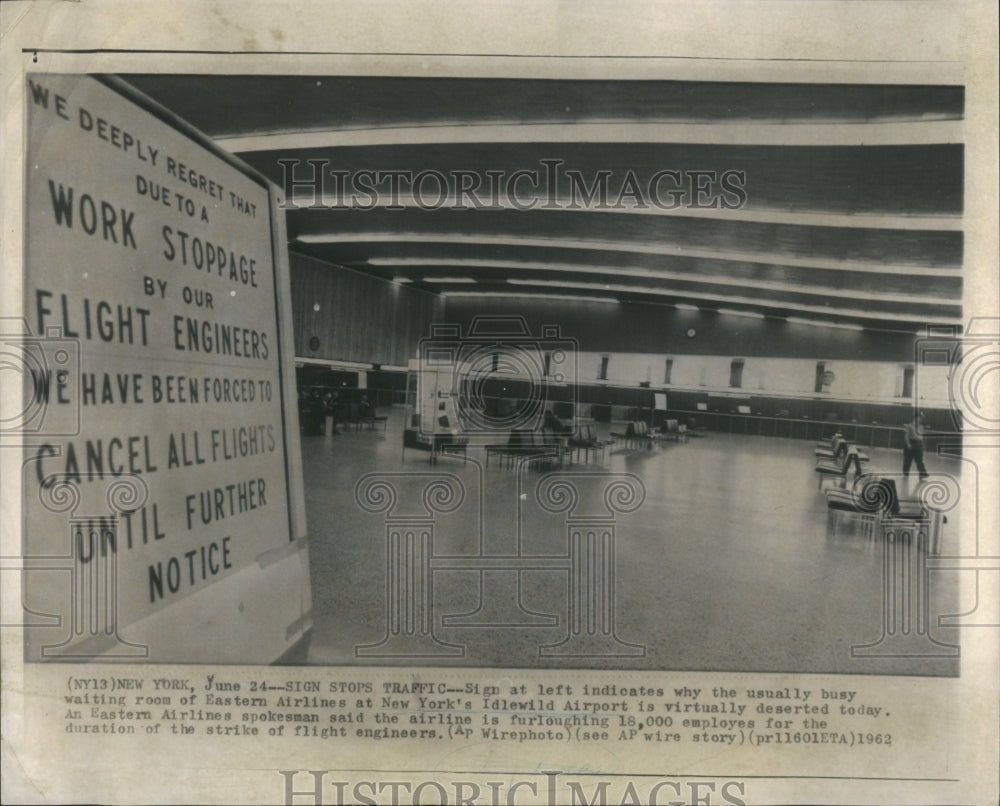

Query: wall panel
289;252;443;366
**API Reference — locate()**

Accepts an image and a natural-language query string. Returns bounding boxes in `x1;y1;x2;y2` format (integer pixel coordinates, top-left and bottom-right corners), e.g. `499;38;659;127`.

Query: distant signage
22;75;292;645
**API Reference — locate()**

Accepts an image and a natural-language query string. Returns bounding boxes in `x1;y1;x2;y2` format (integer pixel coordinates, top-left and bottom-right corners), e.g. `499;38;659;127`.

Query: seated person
358;394;374;420
542;410;572;436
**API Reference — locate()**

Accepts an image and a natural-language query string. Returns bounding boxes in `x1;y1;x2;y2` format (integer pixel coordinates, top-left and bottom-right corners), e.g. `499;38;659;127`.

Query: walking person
903;410;929;481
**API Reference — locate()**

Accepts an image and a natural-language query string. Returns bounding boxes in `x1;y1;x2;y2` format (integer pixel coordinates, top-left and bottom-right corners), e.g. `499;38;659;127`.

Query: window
814;362;826;393
902;366;915;398
729;359;744;389
598;355;609;381
663;358;674;384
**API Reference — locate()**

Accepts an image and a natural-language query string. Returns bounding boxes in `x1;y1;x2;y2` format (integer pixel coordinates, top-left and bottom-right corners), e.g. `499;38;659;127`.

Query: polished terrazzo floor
288;407;963;676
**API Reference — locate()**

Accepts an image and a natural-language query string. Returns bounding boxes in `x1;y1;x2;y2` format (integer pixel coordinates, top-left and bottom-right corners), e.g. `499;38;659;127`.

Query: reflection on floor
289;406;962;676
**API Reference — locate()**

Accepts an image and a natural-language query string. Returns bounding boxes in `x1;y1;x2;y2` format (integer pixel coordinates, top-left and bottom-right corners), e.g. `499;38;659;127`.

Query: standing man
903;410;929;480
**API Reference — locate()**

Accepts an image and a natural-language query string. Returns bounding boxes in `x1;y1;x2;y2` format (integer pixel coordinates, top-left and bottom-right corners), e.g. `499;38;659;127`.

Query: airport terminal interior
121;74;966;675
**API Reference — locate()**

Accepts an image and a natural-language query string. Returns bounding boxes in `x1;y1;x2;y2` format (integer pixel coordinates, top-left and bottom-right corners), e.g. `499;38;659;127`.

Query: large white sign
22;75;294;655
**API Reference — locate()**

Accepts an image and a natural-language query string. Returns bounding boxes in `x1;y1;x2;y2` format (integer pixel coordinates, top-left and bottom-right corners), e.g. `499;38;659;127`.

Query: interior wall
574;351;952;407
442;296;955;408
441;297;918;360
283;279;954;406
289;252;444;367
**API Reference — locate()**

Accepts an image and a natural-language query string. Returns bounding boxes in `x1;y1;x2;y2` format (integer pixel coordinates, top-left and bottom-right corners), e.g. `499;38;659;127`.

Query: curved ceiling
119;74;964;332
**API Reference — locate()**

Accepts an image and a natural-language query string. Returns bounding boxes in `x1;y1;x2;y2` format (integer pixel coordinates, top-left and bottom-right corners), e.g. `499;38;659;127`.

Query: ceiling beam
286;193;962;230
300;233;961;275
217;119;962;152
392;260;957;308
481;278;962;324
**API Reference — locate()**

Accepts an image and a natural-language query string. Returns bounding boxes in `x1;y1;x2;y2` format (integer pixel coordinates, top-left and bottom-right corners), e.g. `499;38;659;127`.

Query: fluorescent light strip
287;194;961;231
217;119;962;152
293;357;377;371
302;233;960;276
787;317;864;331
422;277;476;283
503;279;959;325
718;308;766;319
371;257;957;307
442;292;619;304
674;303;699;311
